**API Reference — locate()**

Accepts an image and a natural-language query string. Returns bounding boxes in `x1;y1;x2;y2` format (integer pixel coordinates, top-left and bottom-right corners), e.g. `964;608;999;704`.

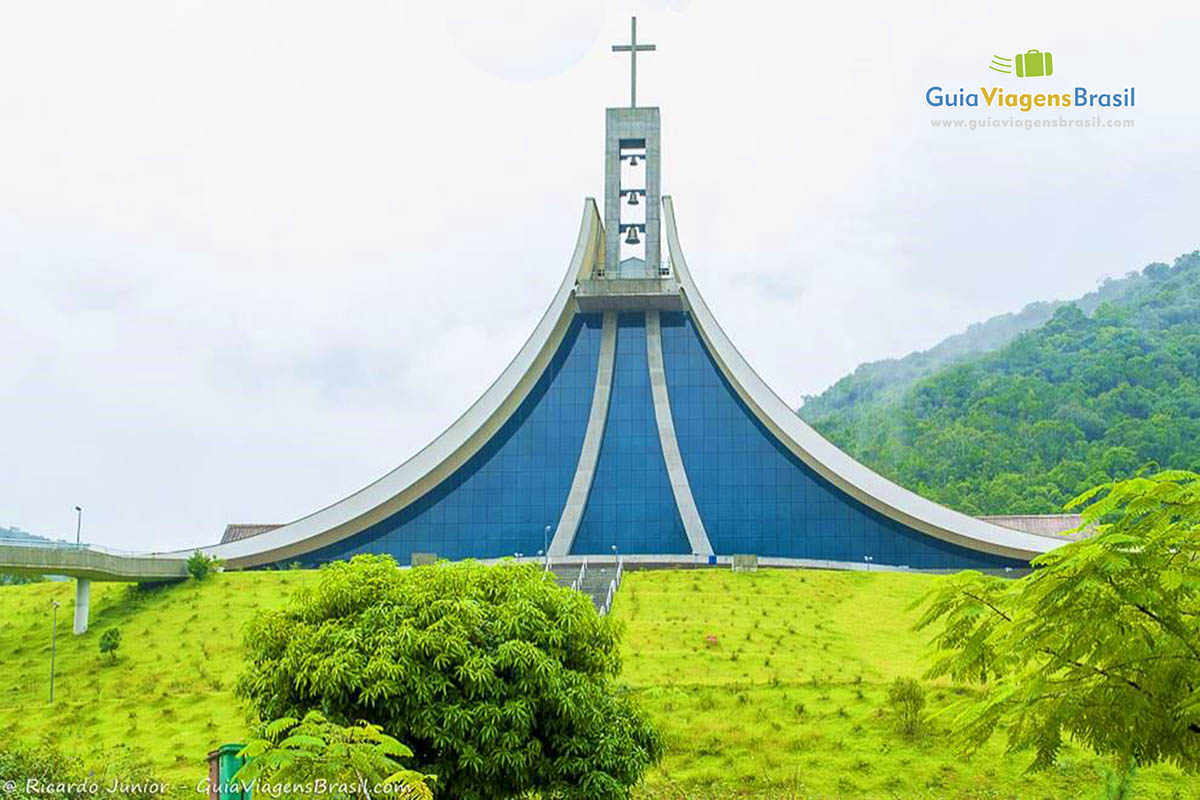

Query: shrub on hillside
0;740;80;799
237;555;662;800
99;627;121;663
185;550;220;581
0;740;168;799
887;677;926;738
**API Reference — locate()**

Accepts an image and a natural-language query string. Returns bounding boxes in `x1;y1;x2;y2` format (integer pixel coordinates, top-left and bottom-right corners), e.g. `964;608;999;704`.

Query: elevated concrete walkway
0;540;188;635
0;541;189;581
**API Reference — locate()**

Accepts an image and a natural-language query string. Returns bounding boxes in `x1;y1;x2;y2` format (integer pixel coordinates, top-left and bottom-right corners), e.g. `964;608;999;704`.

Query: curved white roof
184;200;605;567
662;196;1060;560
161;195;1061;567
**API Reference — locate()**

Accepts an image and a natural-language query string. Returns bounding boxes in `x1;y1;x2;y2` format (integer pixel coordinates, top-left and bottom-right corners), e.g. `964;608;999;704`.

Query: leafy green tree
237;556;662;800
1029;419;1084;464
99;627;121;663
916;471;1200;771
1100;446;1141;479
186;550;220;581
235;711;432;800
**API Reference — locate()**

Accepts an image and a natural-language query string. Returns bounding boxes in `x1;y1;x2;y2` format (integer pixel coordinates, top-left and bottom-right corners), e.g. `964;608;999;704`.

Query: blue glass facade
572;313;690;555
659;311;1025;569
296;314;602;566
289;307;1026;571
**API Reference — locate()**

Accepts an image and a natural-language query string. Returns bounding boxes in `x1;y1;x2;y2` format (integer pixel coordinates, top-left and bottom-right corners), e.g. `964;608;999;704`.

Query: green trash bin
216;743;250;800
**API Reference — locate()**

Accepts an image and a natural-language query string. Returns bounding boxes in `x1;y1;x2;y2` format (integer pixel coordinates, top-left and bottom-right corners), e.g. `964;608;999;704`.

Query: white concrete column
73;578;90;635
645;309;714;556
550;311;618;557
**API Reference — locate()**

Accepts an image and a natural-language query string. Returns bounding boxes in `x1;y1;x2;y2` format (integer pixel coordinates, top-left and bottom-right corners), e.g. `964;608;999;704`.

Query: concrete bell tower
603;18;661;279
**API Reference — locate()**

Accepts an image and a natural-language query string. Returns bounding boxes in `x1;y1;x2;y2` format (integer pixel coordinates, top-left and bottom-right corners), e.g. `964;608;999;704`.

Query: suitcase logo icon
989;50;1054;78
1015;49;1053;77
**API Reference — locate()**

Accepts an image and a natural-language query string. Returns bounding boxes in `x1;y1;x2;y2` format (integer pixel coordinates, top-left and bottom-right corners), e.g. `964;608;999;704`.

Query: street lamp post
74;506;82;547
543;525;551;562
863;555;874;572
49;600;60;703
611;544;618;563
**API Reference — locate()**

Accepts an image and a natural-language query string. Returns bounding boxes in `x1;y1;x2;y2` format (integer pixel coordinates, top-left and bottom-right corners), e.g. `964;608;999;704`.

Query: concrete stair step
544;562;620;611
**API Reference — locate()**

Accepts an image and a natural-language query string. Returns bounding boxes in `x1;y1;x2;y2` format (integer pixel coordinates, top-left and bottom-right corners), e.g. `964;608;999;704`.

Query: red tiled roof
979;514;1091;539
220;523;283;544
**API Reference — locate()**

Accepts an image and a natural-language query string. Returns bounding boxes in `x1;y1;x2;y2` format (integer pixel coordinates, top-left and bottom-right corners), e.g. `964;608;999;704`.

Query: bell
627;190;639;206
628;155;639;166
625;225;640;245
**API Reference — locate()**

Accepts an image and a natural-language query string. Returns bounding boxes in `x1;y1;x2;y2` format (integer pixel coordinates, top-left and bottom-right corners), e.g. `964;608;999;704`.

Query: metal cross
611;16;655;108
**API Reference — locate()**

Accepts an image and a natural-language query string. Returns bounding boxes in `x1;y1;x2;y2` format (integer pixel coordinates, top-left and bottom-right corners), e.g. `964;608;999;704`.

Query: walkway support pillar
73;578;90;635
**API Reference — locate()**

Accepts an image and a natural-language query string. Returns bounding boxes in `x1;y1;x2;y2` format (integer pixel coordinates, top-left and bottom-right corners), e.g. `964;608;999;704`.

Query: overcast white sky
3;0;1197;549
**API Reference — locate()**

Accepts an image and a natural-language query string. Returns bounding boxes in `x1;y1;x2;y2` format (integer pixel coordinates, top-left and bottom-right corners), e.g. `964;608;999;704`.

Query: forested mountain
800;251;1200;515
0;525;53;544
0;526;54;585
800;266;1152;419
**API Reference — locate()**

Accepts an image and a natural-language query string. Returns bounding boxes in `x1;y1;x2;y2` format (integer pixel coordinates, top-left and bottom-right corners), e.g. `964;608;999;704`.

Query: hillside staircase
546;558;624;614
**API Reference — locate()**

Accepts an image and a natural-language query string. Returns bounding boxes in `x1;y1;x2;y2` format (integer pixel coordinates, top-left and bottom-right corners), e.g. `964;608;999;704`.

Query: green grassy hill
613;569;1197;798
2;569;1196;798
0;572;318;785
800;251;1200;515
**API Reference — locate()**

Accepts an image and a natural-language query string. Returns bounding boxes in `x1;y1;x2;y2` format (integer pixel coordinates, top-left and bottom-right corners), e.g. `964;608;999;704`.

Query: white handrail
601;578;617;615
600;556;625;616
0;538;182;558
577;557;587;588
